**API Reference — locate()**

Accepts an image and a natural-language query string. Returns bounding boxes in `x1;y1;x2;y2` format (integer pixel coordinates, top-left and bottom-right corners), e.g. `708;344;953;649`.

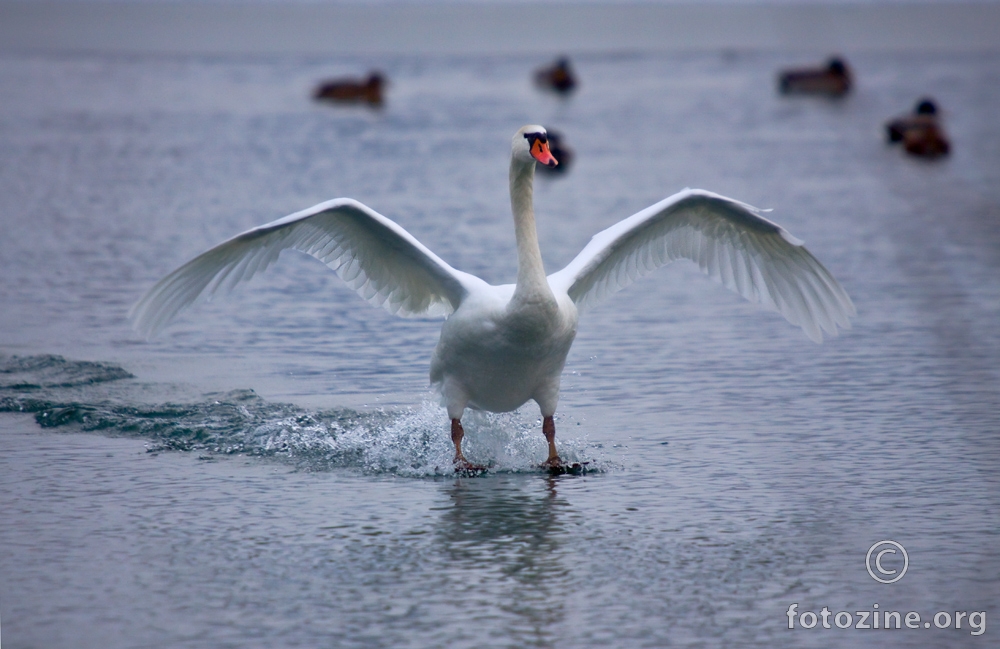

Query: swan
131;125;855;471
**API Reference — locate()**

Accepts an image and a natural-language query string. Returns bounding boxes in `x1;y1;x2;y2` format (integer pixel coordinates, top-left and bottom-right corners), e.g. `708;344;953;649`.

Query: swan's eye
524;133;547;146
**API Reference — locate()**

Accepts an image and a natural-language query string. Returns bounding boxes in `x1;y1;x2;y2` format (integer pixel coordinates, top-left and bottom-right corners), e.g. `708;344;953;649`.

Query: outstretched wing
547;188;855;343
130;198;477;338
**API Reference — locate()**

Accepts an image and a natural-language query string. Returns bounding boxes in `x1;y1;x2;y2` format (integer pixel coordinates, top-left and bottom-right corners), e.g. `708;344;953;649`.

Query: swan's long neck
509;157;554;304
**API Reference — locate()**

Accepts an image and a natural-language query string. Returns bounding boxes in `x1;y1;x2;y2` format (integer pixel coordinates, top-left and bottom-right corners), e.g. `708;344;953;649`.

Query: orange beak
530;139;559;168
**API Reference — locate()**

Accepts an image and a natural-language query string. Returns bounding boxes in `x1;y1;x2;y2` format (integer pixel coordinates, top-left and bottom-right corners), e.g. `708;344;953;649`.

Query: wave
0;354;605;476
0;353;134;390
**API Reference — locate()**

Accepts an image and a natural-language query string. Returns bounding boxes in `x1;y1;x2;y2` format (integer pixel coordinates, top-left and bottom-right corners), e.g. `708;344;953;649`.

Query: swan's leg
442;380;481;471
541;415;562;467
451;418;468;463
451;419;486;472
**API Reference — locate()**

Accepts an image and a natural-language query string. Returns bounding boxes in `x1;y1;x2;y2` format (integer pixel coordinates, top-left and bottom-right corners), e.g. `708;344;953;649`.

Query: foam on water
0;354;606;476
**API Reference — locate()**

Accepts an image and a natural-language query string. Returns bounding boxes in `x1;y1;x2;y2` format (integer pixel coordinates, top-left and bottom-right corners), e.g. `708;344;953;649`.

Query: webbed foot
541;457;589;476
540;455;564;469
454;459;488;475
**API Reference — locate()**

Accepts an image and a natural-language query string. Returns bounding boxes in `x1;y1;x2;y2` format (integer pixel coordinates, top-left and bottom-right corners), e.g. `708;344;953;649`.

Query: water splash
0;354;607;476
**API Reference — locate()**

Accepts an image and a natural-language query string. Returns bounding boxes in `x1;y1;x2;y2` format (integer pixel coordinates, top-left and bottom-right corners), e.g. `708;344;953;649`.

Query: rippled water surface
2;26;999;649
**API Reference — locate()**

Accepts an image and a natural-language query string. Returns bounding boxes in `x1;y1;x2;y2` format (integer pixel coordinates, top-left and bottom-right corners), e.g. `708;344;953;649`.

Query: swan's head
513;125;558;168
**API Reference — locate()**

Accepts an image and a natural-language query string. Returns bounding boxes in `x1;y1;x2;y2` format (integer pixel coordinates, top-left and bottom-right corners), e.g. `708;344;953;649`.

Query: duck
534;57;577;94
886;98;950;158
313;71;385;106
778;57;852;97
130;125;855;472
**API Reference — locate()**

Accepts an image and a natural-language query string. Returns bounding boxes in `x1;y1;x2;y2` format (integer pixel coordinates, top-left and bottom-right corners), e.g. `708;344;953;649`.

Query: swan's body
132;125;855;469
430;283;577;417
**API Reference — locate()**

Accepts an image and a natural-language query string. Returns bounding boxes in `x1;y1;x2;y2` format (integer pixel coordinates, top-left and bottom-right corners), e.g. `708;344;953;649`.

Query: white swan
131;125;855;471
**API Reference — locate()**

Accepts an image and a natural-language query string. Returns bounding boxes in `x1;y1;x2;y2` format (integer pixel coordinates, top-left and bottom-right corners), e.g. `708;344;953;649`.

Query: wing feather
130;198;475;338
548;188;855;342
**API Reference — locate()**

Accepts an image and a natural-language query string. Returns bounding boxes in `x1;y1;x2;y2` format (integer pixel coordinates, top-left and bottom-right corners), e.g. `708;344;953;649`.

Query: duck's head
915;98;938;115
513;125;558;168
827;57;848;75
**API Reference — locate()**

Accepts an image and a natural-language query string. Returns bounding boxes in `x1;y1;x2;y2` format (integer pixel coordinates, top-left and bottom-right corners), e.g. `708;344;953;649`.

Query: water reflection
435;475;577;645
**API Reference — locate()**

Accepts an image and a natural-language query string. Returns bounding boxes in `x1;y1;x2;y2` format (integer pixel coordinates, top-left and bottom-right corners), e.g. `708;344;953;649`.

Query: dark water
1;31;999;649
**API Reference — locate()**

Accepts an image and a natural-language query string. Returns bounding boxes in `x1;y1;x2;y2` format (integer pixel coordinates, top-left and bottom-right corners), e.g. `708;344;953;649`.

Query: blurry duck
778;57;852;97
131;125;854;473
886;98;950;158
314;71;385;106
534;57;577;94
535;129;573;174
